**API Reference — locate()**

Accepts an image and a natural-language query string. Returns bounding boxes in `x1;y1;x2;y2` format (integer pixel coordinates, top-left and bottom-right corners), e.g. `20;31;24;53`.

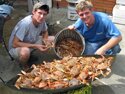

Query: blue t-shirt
74;12;121;43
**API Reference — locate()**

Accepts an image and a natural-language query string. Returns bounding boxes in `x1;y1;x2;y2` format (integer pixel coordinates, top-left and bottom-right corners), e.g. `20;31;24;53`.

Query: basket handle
0;76;5;84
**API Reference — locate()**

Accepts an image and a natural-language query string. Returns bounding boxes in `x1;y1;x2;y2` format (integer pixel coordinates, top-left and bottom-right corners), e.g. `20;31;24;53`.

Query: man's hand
95;47;107;55
35;44;48;52
95;49;105;55
67;25;75;30
95;36;122;55
43;36;55;48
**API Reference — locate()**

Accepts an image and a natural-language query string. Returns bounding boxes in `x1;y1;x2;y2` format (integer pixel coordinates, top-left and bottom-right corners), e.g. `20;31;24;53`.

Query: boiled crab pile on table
55;38;83;57
15;55;114;89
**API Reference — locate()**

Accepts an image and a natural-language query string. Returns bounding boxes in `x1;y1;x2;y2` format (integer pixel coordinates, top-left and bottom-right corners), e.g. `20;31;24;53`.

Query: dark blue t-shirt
74;12;121;43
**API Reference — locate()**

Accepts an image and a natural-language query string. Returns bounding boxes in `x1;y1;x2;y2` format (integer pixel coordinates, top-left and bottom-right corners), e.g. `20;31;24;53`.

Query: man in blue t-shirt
68;0;122;55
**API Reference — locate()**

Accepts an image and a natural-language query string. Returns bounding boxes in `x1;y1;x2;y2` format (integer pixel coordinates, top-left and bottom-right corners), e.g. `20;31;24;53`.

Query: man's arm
12;36;48;51
42;30;48;39
12;36;35;48
95;35;122;55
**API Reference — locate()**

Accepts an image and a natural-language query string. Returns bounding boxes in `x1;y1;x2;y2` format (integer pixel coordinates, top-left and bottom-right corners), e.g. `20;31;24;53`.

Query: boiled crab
55;38;83;57
15;55;114;90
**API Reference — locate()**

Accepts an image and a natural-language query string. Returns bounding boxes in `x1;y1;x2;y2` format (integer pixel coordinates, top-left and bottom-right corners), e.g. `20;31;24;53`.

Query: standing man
68;0;122;55
8;2;54;68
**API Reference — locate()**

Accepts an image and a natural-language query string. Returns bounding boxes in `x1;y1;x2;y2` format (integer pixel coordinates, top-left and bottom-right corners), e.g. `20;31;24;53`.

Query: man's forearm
101;35;122;51
13;41;36;49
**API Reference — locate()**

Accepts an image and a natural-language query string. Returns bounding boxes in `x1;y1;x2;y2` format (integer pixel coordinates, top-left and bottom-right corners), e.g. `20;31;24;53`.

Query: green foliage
66;84;92;94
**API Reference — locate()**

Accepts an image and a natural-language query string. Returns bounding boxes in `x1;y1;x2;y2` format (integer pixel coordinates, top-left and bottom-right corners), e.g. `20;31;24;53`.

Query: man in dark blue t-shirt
68;0;122;55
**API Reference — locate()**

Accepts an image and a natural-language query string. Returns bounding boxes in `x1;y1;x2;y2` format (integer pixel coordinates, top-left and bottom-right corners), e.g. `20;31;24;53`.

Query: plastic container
67;5;79;20
66;0;78;20
112;5;125;24
116;0;125;5
113;5;125;18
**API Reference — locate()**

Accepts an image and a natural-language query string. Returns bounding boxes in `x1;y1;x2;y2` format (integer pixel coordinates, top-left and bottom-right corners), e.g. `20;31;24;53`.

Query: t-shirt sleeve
41;22;48;33
15;21;28;41
73;18;84;34
105;20;121;38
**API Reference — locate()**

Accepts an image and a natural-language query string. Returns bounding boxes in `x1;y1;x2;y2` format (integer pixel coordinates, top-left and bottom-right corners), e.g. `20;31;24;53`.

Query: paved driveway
0;7;125;94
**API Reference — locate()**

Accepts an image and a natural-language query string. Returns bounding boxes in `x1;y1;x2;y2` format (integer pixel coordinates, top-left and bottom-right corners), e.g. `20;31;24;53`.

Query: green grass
67;85;92;94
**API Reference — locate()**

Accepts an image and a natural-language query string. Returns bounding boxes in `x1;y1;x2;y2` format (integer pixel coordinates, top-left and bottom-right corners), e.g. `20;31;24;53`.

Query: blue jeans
83;41;121;55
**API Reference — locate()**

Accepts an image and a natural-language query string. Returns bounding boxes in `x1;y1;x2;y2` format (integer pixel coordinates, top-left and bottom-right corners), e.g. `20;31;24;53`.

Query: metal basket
54;28;85;58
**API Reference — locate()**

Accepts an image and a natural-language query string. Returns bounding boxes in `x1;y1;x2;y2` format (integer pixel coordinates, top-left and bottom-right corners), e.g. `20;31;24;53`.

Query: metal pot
53;28;85;58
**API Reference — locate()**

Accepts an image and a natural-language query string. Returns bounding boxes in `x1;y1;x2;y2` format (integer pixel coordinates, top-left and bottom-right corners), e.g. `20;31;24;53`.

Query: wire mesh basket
54;28;85;58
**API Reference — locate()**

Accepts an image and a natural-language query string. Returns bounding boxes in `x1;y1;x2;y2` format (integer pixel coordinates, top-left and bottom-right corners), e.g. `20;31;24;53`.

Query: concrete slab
0;2;125;94
115;24;125;54
0;54;125;94
96;55;125;94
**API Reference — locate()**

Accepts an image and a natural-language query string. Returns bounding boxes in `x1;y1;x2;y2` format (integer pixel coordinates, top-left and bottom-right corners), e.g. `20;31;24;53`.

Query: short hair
76;0;93;11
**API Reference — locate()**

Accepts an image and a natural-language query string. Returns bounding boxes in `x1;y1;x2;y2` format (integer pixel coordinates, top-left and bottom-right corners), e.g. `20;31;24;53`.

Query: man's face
77;8;93;26
32;9;48;24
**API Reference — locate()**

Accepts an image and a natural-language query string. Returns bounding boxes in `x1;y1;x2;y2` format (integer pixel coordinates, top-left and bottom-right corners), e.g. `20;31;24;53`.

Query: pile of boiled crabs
15;55;114;90
55;38;83;57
